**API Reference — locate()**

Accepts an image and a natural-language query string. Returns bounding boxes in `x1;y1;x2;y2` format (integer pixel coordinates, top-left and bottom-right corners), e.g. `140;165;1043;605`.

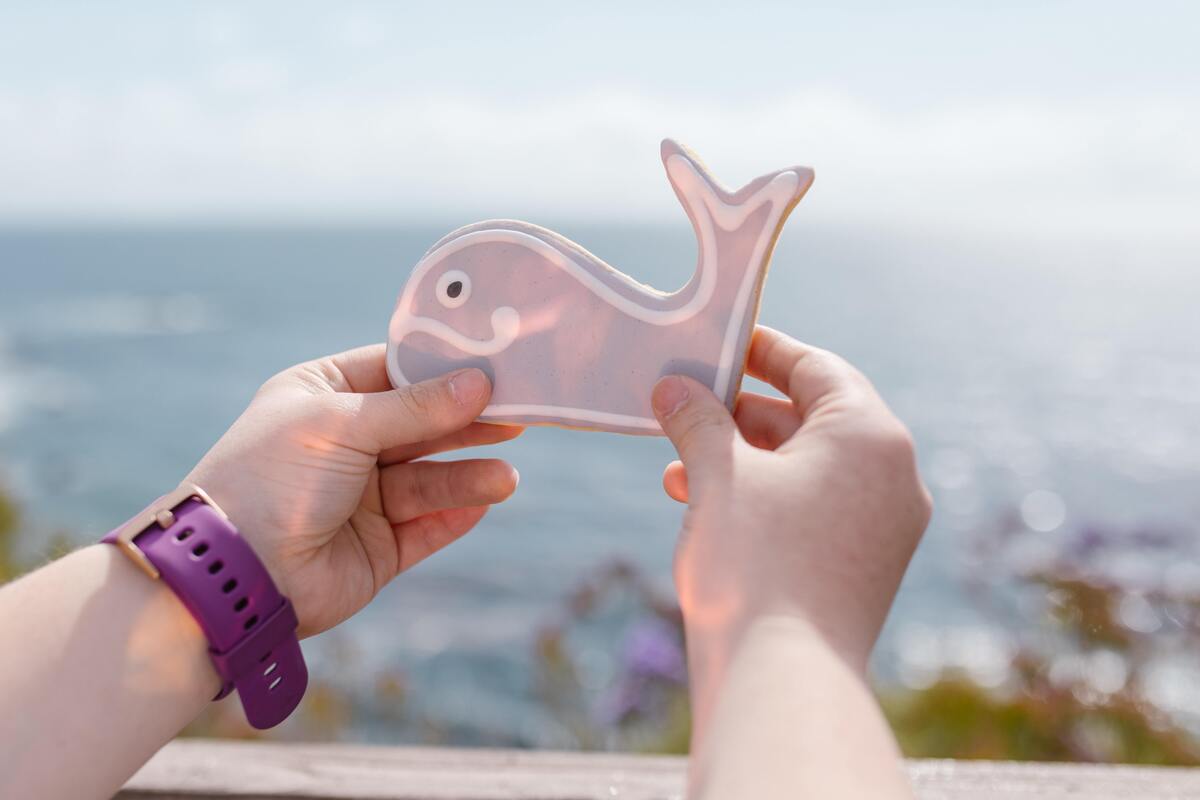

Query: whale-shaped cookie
386;139;814;435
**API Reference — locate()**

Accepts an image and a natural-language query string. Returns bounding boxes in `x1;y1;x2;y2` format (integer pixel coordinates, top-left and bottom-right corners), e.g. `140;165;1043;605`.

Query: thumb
651;375;739;479
353;368;492;452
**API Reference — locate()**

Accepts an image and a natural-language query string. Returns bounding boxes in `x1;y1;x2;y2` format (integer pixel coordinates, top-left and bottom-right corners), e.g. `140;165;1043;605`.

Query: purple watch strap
103;495;307;728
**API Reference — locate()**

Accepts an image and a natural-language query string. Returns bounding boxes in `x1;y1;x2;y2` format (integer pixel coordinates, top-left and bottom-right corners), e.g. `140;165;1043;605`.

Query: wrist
183;476;290;601
684;606;872;679
92;543;223;701
101;484;308;728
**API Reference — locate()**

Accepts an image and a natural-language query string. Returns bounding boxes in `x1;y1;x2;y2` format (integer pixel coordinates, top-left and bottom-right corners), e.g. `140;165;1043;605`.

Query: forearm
686;615;912;800
0;545;218;799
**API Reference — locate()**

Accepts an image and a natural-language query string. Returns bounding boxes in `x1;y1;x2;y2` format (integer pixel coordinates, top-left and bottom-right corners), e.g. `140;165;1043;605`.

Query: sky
0;1;1197;241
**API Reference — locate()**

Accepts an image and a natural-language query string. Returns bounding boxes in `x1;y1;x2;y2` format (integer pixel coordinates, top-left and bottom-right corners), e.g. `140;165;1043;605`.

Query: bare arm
0;546;216;797
651;326;931;798
0;346;521;799
687;616;912;797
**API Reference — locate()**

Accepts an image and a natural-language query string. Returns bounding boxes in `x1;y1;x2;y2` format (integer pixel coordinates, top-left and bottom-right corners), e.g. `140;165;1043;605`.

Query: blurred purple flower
593;619;688;727
1129;526;1186;550
595;678;644;726
623;618;687;683
1069;524;1112;559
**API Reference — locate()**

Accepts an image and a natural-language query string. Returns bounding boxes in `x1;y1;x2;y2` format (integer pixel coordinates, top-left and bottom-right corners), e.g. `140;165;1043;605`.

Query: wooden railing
115;739;1200;799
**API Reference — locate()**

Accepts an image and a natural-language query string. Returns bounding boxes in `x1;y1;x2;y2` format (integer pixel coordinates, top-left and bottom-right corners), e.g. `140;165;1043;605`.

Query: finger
660;393;796;497
651;375;739;482
662;460;688;503
380;422;525;465
322;343;393;393
348;368;492;453
381;458;519;522
276;343;392;395
734;392;803;451
747;326;864;419
394;506;490;573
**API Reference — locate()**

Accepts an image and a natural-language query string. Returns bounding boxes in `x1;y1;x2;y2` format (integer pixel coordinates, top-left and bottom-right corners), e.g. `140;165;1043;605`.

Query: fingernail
652;376;690;418
509;465;521;491
449;369;488;406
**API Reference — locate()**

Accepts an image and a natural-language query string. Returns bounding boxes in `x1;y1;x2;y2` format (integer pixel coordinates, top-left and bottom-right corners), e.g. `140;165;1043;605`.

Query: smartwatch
102;483;307;728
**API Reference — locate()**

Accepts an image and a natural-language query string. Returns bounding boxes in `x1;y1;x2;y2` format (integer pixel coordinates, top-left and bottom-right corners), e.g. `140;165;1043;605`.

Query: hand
186;344;522;637
652;326;931;669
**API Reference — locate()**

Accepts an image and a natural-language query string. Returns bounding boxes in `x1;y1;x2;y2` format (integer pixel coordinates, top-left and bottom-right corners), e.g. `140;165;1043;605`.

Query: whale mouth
388;306;520;387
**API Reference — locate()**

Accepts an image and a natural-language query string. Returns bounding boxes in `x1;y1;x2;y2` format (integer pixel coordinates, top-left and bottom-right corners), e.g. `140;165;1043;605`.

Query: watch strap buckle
111;483;229;580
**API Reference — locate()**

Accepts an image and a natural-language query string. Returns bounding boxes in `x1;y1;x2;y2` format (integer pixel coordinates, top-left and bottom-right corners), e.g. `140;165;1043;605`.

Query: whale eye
435;270;471;309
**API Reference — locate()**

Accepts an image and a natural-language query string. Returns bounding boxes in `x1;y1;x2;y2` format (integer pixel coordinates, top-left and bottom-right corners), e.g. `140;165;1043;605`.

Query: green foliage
883;675;1200;764
0;487;19;583
0;486;79;580
886;516;1200;765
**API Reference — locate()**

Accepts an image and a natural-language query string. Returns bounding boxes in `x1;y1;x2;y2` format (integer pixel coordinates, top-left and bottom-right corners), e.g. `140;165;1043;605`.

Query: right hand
652;326;932;670
187;345;522;638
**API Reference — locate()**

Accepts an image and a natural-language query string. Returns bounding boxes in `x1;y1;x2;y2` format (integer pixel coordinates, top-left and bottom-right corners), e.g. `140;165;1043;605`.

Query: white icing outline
710;179;798;395
436;269;471;309
486;404;662;431
388;153;803;430
392;306;519;357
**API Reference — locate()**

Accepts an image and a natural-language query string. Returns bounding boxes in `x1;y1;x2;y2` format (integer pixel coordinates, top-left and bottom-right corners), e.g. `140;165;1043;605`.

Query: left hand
186;344;522;637
653;326;930;671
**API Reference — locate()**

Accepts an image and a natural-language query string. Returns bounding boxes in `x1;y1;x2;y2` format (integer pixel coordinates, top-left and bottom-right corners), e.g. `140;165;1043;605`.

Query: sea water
1;224;1197;743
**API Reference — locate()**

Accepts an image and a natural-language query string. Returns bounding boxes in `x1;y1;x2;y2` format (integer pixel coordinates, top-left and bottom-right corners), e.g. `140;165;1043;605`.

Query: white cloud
336;11;389;49
194;9;248;50
0;82;1196;245
205;56;290;95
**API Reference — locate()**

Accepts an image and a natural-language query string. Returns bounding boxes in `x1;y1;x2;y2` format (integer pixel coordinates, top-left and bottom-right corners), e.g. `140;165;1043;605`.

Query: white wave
0;337;78;434
26;293;219;338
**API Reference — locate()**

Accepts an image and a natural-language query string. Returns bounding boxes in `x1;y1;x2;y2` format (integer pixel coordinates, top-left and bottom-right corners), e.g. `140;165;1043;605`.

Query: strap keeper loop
208;598;300;700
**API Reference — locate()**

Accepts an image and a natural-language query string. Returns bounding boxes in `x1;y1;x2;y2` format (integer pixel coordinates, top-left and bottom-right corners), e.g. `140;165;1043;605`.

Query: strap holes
207;560;224;575
234;597;249;612
222;579;237;594
244;614;259;630
268;676;283;691
264;662;277;677
258;650;273;663
175;529;193;542
191;542;209;558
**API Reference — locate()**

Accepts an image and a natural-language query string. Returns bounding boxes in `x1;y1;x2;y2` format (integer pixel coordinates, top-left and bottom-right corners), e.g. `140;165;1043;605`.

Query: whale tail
660;139;814;406
661;139;814;231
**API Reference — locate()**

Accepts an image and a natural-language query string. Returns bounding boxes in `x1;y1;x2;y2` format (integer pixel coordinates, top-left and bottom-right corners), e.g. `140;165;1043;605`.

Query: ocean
1;223;1198;744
